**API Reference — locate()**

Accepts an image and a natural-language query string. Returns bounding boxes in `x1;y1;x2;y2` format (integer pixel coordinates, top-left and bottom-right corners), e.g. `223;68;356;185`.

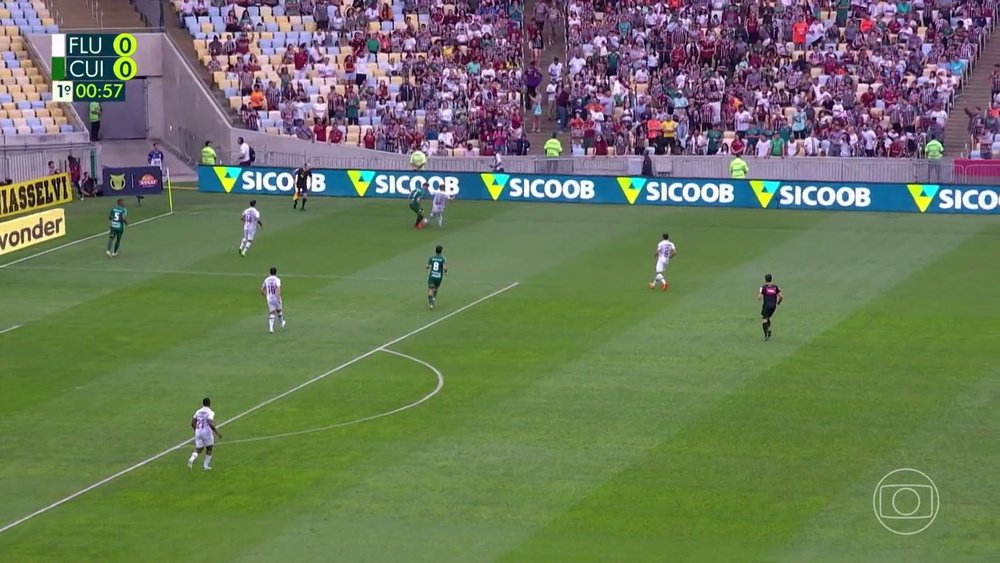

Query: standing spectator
237;137;252;167
544;132;563;157
148;142;164;169
201;140;216;165
991;64;1000;99
88;101;101;142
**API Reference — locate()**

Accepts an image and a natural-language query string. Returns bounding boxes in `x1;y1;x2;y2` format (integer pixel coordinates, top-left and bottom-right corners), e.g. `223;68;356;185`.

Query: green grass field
0;190;996;562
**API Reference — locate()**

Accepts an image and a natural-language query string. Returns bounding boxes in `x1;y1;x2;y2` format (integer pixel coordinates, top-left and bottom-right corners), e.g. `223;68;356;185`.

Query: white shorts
194;431;214;449
431;204;445;215
267;297;283;313
243;227;256;241
655;259;669;274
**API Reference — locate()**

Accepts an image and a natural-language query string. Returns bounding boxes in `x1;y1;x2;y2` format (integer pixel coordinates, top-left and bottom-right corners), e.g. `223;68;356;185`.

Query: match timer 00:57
50;33;137;102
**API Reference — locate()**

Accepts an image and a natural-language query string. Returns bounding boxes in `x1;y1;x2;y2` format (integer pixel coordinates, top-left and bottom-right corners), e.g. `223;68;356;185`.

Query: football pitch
0;190;996;562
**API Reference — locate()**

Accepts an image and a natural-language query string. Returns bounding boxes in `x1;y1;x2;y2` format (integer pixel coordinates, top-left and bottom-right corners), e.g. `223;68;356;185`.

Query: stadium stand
0;0;74;135
559;0;998;158
172;0;526;156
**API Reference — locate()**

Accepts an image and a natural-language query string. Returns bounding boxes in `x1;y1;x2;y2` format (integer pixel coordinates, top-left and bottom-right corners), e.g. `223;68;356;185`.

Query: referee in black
292;163;310;211
756;273;783;341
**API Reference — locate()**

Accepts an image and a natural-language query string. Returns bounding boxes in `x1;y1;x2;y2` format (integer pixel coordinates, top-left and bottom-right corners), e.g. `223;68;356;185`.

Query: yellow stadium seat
36;108;49;118
278;22;291;32
20;60;31;68
303;22;316;32
260;6;272;18
200;23;213;33
7;85;20;94
54;116;67;125
0;8;9;18
45;125;59;134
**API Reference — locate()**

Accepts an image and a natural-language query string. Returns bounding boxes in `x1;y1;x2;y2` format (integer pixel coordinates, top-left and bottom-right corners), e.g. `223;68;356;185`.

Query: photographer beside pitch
757;274;783;341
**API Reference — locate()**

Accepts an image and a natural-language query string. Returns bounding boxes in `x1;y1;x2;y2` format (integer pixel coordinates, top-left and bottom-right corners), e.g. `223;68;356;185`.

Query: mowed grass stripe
221;211;840;561
501;221;993;562
0;198;510;525
773;233;1000;563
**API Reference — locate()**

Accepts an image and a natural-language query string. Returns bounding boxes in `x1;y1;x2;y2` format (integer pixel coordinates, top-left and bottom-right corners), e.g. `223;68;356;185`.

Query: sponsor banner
0;208;67;255
0;173;73;220
102;166;164;196
197;166;999;214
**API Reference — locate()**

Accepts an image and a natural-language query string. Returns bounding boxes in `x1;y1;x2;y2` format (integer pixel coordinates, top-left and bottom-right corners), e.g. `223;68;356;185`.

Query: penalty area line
0;211;174;269
0;281;518;536
0;324;21;335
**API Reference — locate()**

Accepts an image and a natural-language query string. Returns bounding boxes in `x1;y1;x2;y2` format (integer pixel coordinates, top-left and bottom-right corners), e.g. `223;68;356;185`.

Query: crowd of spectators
178;0;530;156
962;63;1000;158
548;0;998;158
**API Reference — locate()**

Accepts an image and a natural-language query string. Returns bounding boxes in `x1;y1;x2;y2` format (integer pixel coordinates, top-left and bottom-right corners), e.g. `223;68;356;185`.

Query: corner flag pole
166;168;174;213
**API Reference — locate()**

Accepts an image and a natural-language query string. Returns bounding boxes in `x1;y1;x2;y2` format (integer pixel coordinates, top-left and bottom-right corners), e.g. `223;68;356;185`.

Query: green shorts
109;227;123;237
427;277;442;288
409;200;422;214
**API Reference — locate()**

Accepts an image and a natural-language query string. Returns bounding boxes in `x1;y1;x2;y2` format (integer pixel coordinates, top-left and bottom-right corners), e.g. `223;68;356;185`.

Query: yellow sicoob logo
213;166;241;193
347;170;376;197
749;180;780;208
480;173;510;201
907;184;940;213
616;177;647;205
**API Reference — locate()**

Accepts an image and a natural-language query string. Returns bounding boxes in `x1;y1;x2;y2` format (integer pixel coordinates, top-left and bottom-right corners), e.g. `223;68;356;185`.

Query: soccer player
410;184;428;229
757;273;783;341
261;266;285;333
649;233;676;291
426;245;447;309
428;188;453;228
187;397;221;471
239;199;262;256
106;198;127;257
292;164;310;210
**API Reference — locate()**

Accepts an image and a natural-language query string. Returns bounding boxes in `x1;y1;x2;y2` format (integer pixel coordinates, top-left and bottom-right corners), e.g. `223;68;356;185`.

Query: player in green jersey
426;245;447;309
410;186;428;229
106;198;128;257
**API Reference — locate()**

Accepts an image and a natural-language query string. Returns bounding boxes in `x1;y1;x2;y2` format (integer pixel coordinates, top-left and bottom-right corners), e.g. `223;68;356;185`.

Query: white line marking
0;324;21;335
0;211;173;269
0;282;518;535
221;348;444;446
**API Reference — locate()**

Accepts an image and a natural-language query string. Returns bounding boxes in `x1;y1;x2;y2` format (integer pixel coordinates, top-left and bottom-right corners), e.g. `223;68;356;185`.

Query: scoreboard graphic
50;33;137;102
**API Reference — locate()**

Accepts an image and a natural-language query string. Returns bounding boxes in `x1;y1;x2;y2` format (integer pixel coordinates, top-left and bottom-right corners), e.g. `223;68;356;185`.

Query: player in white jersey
239;200;263;256
261;266;285;333
187;397;221;470
650;233;677;291
427;189;454;227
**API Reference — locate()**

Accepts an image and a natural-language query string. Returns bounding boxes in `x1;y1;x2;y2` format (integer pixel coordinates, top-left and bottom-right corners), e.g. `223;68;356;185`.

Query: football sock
188;451;198;464
301;199;307;210
268;314;275;331
113;236;121;253
243;241;251;253
107;235;114;253
654;273;665;286
278;313;285;327
203;455;212;469
428;294;434;305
